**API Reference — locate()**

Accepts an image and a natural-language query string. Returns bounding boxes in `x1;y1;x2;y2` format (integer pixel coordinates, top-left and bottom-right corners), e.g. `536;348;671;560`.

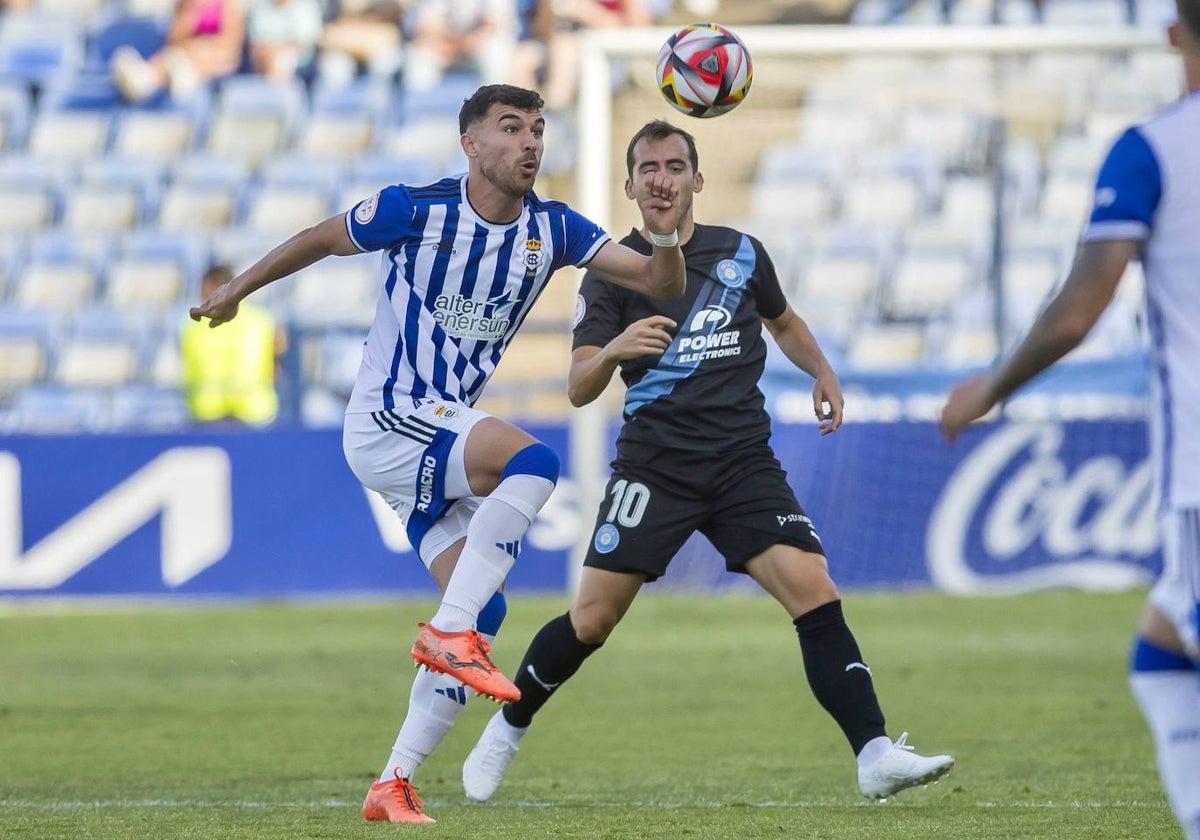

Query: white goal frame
568;24;1166;589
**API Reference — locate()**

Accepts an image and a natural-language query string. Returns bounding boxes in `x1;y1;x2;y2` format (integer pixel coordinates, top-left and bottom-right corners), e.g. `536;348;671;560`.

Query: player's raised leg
414;418;560;702
463;567;644;801
745;544;954;800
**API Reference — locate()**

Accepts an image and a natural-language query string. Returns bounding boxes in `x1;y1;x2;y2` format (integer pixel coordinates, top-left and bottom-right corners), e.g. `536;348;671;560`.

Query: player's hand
637;171;683;237
189;282;240;328
604;316;676;361
813;366;843;436
940;373;996;443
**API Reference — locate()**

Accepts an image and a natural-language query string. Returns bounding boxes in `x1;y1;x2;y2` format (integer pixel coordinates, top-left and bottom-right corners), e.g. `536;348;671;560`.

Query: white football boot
858;732;954;800
463;710;526;802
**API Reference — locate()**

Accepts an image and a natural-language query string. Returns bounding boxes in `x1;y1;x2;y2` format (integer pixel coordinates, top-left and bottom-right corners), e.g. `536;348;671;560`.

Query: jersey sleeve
344;185;417;252
1081;127;1162;243
750;237;788;320
572;271;624;351
559;208;611;267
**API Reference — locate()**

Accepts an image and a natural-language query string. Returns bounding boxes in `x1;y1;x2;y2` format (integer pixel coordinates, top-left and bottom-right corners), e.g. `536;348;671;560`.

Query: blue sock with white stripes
382;592;508;781
1129;636;1200;836
433;443;558;632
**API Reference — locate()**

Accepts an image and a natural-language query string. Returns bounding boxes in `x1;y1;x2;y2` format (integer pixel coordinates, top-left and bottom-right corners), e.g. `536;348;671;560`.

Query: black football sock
793;600;888;755
502;612;601;729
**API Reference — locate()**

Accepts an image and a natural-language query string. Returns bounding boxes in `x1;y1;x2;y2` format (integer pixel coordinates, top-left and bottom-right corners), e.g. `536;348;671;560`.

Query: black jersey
573;223;788;451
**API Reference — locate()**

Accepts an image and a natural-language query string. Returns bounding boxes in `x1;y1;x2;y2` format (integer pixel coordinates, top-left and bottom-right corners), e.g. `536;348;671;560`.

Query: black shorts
583;440;825;582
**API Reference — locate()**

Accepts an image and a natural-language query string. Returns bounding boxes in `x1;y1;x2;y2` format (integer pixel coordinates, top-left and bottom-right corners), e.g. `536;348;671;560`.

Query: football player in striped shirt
190;84;686;822
942;5;1200;836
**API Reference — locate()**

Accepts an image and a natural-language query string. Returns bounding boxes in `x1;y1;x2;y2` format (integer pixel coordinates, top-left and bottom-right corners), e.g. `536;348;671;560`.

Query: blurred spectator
318;0;405;83
540;0;651;110
402;0;514;93
247;0;325;82
180;265;283;427
111;0;246;103
0;0;35;11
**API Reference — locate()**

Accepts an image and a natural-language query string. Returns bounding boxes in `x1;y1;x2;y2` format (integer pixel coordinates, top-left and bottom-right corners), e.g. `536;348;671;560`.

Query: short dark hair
202;264;233;288
1179;0;1200;39
625;120;699;177
458;85;544;135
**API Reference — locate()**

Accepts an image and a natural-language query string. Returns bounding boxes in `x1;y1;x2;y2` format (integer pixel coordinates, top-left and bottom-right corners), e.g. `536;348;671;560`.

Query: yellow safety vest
180;303;279;425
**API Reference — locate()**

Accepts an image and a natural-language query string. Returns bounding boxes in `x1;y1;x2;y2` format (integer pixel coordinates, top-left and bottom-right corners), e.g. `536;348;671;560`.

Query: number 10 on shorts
605;479;650;527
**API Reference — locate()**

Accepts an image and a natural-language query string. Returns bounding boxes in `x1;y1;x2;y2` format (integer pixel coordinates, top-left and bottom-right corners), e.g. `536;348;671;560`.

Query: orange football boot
362;770;436;824
411;622;520;703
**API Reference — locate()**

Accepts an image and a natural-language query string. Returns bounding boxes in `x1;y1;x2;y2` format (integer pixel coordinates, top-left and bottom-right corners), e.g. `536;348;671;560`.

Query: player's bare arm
190;213;358;327
765;306;844;435
585;170;686;300
567;315;676;407
940;238;1137;442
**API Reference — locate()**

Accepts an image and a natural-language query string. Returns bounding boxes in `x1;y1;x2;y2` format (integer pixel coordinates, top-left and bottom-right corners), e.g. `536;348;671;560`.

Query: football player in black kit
462;120;954;802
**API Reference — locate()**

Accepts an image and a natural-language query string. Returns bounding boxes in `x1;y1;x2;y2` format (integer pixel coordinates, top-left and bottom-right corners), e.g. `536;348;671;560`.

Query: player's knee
570;604;619;645
501;442;560;485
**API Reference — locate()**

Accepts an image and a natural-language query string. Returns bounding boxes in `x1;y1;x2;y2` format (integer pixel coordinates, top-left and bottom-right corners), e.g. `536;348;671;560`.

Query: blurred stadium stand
0;0;1178;432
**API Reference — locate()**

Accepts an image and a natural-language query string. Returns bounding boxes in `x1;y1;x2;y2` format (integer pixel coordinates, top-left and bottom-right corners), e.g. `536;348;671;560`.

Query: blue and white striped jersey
1083;92;1200;509
342;174;610;413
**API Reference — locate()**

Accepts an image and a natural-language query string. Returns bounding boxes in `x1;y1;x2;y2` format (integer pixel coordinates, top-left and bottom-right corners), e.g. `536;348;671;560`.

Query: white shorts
343;398;489;566
1149;508;1200;658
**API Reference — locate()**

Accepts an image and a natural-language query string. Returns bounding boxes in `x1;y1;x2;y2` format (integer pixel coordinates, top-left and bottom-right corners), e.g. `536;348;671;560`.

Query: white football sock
1130;670;1200;833
380;666;470;781
432;475;553;632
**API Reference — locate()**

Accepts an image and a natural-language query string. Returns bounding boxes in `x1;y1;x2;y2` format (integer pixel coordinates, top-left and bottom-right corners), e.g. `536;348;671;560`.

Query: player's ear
624;177;635;199
461;132;478;159
694;170;704;193
1168;20;1180;49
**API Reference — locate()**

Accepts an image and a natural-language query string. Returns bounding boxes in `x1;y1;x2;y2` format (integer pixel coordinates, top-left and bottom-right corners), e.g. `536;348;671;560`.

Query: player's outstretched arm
585;238;686;300
568;315;676;406
940;238;1136;442
765;306;843;435
189;214;359;327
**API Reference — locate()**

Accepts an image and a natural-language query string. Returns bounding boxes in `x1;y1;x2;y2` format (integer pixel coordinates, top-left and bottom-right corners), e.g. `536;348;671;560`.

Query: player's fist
605;315;676;361
940;373;996;442
189;282;240;328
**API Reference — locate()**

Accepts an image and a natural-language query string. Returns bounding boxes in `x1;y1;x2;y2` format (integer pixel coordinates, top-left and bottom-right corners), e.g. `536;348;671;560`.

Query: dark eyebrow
497;112;544;126
638;157;687;170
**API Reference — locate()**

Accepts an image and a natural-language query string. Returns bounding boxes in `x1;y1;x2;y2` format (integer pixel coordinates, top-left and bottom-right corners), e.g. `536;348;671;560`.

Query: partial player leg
1131;510;1200;840
416;419;559;702
745;544;954;800
462;568;644;801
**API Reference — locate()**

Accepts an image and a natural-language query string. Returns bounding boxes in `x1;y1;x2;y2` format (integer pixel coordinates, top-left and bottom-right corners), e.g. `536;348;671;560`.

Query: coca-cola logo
927;424;1160;594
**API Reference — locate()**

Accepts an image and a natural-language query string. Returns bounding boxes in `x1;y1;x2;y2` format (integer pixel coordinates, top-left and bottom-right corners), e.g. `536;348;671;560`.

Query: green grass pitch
0;590;1178;839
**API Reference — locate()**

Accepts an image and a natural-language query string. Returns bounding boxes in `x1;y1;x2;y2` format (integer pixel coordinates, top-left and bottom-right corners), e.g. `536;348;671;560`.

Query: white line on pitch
0;800;1169;810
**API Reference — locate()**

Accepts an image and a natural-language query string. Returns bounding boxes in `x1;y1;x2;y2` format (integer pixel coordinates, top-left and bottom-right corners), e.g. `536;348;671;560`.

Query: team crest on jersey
355;192;380;224
433;404;458;419
573;294;586;328
715;259;746;289
522;239;545;273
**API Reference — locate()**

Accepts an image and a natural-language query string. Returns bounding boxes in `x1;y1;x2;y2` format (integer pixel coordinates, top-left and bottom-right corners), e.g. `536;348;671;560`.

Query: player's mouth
519;158;538;175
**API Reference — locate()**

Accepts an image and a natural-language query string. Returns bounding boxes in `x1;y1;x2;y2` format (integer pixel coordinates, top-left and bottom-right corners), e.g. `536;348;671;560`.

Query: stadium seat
258;154;346;195
208;76;306;166
53;336;139;387
105;254;187;312
109;385;190;430
0;81;31;151
396;72;478;124
299;78;392;157
900;108;985;168
62;184;142;232
309;330;366;393
841;175;921;227
0;186;54;232
171;152;250;187
0;333;45;388
15;259;97;311
799;106;879;151
0;16;82;88
885;250;974;320
86;14;166;66
749;180;834;227
1039;172;1094;226
244;185;331;235
11;384;110;432
847;324;926;370
28;110;111;160
941;326;999;367
157;184;238;231
1042;0;1129;26
385;117;467;175
289;255;377;327
801;253;878;310
112;111;195;160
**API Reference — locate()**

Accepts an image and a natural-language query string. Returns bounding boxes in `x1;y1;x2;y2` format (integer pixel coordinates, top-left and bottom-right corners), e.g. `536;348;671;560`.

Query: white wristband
649;229;679;247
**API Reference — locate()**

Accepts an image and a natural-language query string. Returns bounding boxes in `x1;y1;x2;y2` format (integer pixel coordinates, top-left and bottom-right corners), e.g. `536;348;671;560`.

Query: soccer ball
655;22;753;119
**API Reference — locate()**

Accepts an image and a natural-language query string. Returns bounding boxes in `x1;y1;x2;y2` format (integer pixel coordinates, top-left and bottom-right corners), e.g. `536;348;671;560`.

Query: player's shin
433;444;558;632
793;600;889;760
1129;636;1200;836
503;612;602;728
382;592;509;781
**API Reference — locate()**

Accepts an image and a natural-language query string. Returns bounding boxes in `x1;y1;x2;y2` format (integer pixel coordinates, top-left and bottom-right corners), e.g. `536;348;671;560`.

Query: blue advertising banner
0;420;1161;598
